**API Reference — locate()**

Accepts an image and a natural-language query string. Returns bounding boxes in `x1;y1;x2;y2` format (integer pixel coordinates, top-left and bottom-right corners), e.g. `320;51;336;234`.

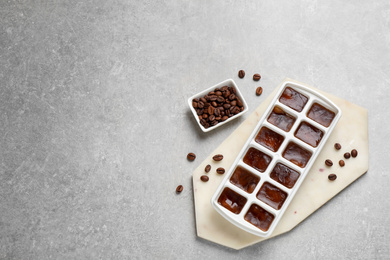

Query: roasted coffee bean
216;167;225;174
187;153;196;161
198;115;202;120
229;105;235;112
192;101;198;108
202;114;208;119
233;107;240;114
211;120;218;126
222;116;228;121
344;152;351;159
200;175;209;182
217;96;225;103
334;143;341;150
230;100;237;106
213;154;224;161
208;106;215;115
238;70;245;78
198;101;204;108
215;116;221;121
223;104;231;109
208;115;215;122
214;108;220;117
223;90;230;98
230;86;237;94
196;108;204;115
221;86;228;91
325;159;333;166
240;107;244;111
339;160;345;167
193;98;199;102
211;101;218;107
200;119;206;126
209;91;215;95
225;99;230;104
351;149;358;158
253;73;261;81
203;102;210;108
237;99;243;107
176;185;183;193
215;91;222;96
273;106;284;114
205;164;211;173
328;174;337;181
229;94;236;100
256;87;263;96
209;95;218;101
200;97;207;103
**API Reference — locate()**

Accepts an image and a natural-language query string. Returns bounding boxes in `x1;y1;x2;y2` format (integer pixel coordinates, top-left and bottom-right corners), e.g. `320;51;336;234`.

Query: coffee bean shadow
186;110;247;140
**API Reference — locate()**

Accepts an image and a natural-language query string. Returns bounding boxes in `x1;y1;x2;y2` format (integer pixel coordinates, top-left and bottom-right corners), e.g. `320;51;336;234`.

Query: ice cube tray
211;81;342;237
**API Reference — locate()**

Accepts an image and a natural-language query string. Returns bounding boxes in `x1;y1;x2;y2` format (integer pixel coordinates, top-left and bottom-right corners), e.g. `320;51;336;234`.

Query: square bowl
187;79;249;132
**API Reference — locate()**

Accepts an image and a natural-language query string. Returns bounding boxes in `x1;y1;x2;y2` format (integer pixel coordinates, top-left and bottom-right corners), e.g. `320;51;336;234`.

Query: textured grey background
0;0;389;259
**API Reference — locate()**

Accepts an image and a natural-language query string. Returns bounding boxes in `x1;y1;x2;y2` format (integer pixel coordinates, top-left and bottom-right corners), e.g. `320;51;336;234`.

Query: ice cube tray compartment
211;81;342;237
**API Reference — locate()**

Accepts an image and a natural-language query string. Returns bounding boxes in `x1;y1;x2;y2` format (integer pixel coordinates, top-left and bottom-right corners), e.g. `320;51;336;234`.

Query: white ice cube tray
211;81;342;237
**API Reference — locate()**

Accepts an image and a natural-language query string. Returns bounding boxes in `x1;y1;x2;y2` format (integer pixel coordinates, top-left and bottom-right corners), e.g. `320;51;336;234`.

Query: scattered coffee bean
238;70;245;78
200;175;209;182
339;160;345;167
334;143;341;150
253;73;261;81
213;154;224;161
325;159;333;166
328;174;337;181
205;164;211;173
351;149;358;158
344;152;351;159
176;185;183;193
216;167;225;174
256;87;263;96
187;153;196;161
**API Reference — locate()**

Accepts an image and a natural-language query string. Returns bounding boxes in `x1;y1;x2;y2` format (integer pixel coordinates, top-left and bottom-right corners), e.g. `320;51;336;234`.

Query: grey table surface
0;1;389;259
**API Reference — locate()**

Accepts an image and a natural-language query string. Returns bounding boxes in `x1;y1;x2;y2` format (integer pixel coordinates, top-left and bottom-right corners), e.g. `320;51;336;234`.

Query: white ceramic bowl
187;79;249;132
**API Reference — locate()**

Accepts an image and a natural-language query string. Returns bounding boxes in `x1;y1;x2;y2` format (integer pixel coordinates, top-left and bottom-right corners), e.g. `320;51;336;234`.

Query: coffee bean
216;167;225;174
202;114;208;119
215;91;222;96
229;94;236;100
208;115;215;122
273;106;284;114
328;174;337;181
334;143;341;150
253;73;261;81
229;86;237;94
200;175;209;182
223;104;231;109
240;107;244;111
339;160;345;167
200;97;207;103
211;101;217;107
198;101;204;108
196;108;204;115
221;86;228;91
187;153;196;161
213;154;224;161
217;96;225;103
215;116;221;121
192;101;198;108
176;185;183;193
214;108;220;117
208;106;215;115
256;87;263;96
238;70;245;78
230;100;237;106
222;116;228;121
325;159;333;166
200;119;206;126
205;164;211;173
344;152;351;159
237;99;243;107
210;120;218;126
351;149;358;158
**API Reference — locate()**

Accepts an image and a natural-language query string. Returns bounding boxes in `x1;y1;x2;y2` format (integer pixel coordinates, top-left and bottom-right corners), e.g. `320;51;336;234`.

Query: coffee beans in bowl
188;79;248;132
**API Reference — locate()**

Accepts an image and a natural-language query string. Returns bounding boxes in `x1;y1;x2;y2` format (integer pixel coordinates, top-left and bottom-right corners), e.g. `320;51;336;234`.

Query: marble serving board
192;78;368;250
